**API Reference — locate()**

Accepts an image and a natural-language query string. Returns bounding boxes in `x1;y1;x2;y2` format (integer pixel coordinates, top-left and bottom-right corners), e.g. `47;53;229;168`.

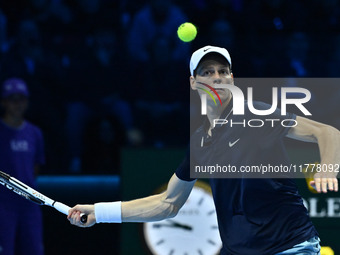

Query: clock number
207;239;217;246
211;225;218;230
198;197;204;206
156;239;165;246
207;210;215;216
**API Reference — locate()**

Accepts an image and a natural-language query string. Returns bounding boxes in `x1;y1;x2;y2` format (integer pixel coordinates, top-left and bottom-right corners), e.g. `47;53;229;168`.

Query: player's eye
206;70;217;76
220;69;228;75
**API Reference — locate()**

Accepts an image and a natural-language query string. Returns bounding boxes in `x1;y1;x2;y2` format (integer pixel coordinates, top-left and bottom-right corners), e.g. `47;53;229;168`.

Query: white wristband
95;201;122;223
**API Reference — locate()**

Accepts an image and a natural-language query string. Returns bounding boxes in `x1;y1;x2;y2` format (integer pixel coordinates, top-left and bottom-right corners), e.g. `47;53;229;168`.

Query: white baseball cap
189;45;232;76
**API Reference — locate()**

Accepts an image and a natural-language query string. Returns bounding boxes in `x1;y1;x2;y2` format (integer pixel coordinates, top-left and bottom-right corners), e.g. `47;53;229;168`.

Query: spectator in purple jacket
0;78;45;255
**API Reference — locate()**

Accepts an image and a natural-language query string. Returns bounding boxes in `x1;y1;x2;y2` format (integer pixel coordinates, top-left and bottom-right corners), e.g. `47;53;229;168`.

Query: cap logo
203;48;211;52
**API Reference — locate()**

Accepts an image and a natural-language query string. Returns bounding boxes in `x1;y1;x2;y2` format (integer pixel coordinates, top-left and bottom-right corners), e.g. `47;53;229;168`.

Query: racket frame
0;171;87;223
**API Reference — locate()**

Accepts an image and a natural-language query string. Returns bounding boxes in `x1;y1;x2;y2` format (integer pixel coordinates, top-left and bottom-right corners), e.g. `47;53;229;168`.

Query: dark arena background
0;0;339;254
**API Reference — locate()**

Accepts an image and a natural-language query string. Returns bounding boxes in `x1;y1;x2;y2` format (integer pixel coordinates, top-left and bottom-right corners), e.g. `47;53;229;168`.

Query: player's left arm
286;116;340;193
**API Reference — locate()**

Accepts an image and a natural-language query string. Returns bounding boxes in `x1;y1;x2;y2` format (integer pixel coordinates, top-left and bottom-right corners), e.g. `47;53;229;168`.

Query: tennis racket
0;170;87;223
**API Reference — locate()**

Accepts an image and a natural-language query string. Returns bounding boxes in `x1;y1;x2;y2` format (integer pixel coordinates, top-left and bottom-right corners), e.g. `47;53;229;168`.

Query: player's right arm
68;174;196;227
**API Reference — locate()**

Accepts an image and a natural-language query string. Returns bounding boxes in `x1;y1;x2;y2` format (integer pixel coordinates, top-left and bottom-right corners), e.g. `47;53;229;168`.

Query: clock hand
152;220;193;231
152;223;192;231
167;220;193;231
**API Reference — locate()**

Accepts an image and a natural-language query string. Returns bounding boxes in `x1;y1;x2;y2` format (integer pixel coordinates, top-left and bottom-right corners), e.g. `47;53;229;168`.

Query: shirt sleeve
175;149;196;182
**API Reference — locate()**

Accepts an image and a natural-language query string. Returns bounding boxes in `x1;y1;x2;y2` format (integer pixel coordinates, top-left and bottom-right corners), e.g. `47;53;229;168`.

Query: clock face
143;184;222;255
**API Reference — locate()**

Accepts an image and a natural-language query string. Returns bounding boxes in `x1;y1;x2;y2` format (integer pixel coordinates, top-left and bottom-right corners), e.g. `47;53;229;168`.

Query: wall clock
143;181;222;255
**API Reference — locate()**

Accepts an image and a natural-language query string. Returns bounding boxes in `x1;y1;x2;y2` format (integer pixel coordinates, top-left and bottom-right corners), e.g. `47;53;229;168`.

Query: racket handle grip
54;201;71;215
54;202;87;224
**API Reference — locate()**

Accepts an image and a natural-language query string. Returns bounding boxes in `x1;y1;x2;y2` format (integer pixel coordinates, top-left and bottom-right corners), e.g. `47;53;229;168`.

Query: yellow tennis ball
177;22;197;42
321;246;334;255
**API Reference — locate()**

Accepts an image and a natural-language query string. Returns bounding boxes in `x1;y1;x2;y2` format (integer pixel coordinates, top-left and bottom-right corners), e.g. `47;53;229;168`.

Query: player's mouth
213;88;225;92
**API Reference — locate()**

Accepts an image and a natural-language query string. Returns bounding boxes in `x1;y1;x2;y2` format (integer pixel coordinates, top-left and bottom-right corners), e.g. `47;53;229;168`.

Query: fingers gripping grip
54;202;87;223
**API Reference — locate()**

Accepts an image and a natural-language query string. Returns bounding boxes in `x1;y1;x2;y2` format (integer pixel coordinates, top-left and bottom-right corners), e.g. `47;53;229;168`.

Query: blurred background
0;0;339;254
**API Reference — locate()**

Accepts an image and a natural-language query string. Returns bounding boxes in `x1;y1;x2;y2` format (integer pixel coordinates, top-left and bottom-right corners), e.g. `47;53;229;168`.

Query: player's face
190;59;233;104
1;94;28;118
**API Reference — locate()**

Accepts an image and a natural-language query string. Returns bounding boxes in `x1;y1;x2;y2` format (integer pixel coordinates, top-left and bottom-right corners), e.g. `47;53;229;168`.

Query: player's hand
68;204;96;228
309;172;338;193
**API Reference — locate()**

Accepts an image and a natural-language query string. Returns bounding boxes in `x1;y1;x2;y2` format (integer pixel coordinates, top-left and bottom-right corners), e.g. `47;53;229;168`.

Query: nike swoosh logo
204;48;211;52
229;138;240;147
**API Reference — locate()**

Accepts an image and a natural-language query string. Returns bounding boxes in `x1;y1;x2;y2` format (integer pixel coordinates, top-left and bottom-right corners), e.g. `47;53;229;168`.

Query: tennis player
68;46;339;255
0;78;45;255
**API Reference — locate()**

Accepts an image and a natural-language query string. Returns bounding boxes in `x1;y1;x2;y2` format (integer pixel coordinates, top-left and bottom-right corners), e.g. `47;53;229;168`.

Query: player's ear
190;76;197;90
230;72;234;85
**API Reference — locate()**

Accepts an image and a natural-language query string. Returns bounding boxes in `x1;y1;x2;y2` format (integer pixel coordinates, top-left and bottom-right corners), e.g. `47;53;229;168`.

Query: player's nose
212;71;222;84
213;78;222;84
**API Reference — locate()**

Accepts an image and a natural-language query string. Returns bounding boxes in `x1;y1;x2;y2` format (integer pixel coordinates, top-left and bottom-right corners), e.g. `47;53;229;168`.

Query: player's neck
206;96;232;135
2;114;25;128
